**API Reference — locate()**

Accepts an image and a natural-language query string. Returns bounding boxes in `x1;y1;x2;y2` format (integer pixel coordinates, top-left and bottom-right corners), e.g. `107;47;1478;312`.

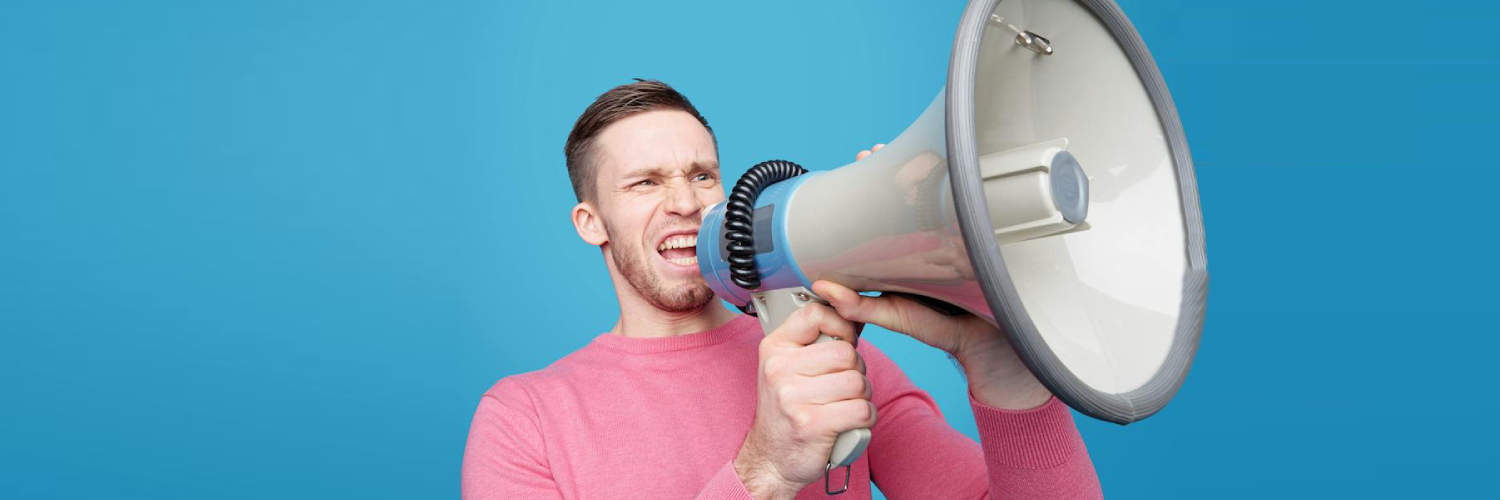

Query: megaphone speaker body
697;0;1208;485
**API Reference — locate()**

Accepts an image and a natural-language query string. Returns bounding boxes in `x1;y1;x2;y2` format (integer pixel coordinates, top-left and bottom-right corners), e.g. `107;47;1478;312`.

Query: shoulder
476;340;606;413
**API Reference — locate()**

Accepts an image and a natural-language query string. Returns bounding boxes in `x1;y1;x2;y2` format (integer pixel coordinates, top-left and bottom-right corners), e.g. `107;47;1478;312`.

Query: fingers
854;143;887;161
812;280;921;334
786;338;863;376
813;399;878;434
813;280;1002;357
812;307;860;345
766;303;827;346
767;303;857;347
765;335;863;390
813;280;978;349
779;369;870;406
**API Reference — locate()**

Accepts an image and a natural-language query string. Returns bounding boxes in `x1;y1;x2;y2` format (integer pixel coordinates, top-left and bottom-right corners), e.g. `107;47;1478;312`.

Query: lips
656;233;698;267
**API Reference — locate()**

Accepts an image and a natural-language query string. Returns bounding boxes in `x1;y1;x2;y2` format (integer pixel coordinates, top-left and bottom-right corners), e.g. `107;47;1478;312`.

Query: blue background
3;0;1496;498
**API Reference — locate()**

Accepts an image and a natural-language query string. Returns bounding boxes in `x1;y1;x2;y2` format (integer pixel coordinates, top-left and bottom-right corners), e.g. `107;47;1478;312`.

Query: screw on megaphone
990;13;1054;55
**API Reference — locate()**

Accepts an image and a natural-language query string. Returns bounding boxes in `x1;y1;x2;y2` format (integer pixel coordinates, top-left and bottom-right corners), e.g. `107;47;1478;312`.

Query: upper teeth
659;234;697;251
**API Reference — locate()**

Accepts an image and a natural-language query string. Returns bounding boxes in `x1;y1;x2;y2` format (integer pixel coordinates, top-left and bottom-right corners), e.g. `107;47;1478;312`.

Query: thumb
813;281;904;330
812;280;969;354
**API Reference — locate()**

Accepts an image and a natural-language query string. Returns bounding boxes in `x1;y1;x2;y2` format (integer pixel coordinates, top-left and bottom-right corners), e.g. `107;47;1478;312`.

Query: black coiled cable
724;159;808;290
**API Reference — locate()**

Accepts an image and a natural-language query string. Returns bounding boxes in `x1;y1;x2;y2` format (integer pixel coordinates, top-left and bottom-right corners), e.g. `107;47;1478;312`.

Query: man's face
586;110;724;312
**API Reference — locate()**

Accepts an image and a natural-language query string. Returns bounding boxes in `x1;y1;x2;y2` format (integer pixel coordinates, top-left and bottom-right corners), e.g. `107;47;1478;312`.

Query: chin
651;280;716;313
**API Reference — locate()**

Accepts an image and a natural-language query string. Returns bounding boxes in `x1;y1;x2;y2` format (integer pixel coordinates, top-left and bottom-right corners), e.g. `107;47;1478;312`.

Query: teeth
657;234;698;251
668;256;698;266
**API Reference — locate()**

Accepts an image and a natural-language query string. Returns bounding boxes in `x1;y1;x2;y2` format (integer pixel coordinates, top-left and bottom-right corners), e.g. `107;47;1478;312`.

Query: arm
859;342;1102;499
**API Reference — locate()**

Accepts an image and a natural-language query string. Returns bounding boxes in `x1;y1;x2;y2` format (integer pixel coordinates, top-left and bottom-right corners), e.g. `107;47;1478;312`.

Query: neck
611;293;738;338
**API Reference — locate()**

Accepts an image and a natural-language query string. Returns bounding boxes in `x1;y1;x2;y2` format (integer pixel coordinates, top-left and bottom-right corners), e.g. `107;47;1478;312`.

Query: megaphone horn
696;0;1209;493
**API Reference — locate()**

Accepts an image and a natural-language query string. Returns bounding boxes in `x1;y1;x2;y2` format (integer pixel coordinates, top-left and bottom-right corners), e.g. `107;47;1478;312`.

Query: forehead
592;110;718;180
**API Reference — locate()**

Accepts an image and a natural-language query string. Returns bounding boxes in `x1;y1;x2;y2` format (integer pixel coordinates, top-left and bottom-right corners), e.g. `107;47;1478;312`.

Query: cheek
698;185;726;205
611;201;661;244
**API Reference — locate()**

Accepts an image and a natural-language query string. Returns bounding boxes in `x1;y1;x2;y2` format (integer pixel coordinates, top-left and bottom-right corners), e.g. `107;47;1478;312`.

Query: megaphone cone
697;0;1207;490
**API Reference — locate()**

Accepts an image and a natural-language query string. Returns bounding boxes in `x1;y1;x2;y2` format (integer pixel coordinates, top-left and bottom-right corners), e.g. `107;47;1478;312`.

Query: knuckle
758;336;776;355
803;305;823;323
763;355;787;377
831;343;858;369
841;371;865;395
790;409;814;431
848;401;873;422
774;384;796;406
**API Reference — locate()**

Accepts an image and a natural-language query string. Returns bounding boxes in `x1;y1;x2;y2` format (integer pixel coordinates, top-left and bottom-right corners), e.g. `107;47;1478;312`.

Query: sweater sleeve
691;461;756;500
461;380;566;500
860;342;1102;499
461;379;757;500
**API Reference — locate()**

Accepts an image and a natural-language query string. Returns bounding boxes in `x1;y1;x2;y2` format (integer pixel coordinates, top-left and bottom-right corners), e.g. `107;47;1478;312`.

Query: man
462;80;1103;499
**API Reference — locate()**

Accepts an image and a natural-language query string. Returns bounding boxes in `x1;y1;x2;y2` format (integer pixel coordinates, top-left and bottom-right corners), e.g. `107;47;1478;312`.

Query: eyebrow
619;161;719;181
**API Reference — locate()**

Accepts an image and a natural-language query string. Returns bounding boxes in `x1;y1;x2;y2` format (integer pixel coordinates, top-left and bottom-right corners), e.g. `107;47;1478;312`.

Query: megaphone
696;0;1207;492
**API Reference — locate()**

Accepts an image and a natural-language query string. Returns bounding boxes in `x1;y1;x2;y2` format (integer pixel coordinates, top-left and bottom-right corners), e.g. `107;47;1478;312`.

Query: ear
571;201;608;246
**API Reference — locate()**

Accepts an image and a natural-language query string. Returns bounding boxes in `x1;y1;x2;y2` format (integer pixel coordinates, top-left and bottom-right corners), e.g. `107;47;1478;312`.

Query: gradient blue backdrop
3;1;1496;498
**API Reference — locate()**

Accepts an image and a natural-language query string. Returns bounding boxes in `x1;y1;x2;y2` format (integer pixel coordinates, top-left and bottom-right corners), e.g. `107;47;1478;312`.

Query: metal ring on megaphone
824;463;851;495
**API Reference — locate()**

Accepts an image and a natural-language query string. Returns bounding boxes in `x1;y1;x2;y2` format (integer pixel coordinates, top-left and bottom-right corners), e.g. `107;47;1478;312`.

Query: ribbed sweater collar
591;314;757;354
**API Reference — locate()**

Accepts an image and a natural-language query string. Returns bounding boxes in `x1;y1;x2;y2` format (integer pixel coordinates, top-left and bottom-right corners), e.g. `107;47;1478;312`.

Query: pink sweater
462;314;1102;499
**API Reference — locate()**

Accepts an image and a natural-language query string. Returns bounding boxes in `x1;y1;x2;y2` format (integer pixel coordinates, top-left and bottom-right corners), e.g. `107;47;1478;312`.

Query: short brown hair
564;79;716;201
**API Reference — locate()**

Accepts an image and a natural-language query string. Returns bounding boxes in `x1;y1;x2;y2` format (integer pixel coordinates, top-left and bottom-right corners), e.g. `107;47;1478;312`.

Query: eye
694;173;712;182
634;179;656;187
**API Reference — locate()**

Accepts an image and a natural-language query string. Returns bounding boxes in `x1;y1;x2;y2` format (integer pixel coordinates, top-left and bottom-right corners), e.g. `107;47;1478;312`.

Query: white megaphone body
696;0;1208;493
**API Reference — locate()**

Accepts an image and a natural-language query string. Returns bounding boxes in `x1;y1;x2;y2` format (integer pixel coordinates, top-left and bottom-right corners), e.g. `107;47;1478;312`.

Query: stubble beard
605;222;715;314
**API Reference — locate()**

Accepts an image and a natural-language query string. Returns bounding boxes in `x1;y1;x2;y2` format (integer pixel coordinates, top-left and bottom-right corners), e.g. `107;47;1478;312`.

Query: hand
735;304;875;500
812;280;1053;411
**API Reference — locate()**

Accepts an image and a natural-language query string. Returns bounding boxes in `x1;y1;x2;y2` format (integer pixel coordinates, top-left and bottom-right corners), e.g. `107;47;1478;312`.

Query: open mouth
657;233;698;267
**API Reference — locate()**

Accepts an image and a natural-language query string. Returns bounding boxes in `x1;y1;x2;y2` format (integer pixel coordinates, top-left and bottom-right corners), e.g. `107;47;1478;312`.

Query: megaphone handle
750;287;872;495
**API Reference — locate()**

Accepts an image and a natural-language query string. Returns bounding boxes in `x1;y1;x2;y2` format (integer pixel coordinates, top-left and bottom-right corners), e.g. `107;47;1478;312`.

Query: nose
663;179;703;218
